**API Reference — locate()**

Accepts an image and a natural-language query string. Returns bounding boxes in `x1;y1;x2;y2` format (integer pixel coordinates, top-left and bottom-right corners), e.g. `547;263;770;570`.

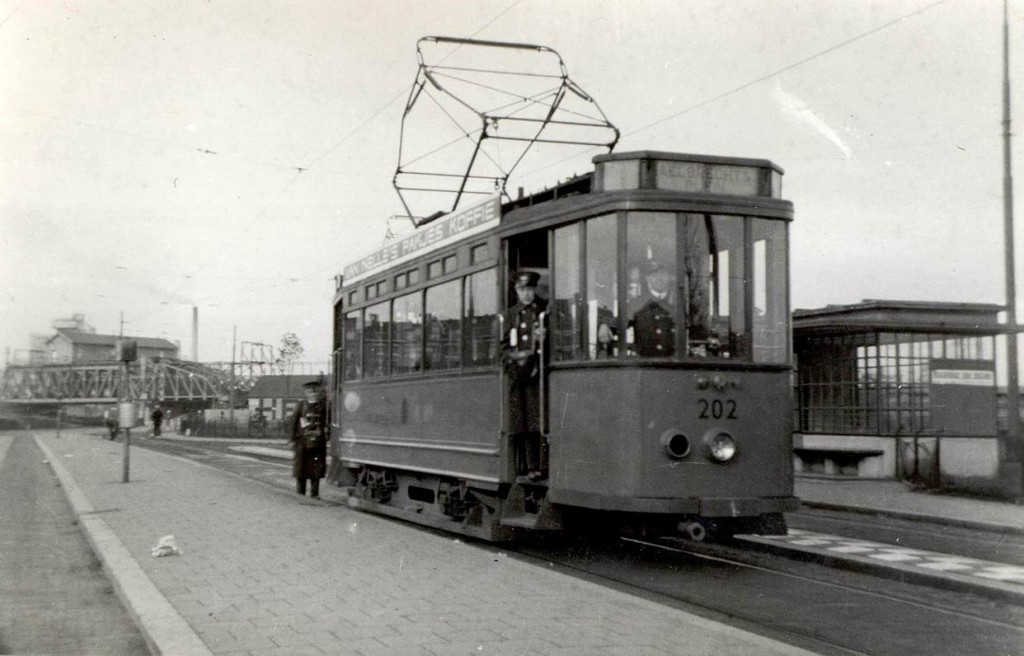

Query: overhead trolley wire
522;0;951;178
624;0;951;140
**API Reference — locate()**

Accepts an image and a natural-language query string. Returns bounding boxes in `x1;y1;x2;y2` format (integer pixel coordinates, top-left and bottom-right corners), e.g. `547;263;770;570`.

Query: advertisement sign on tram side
342;194;501;285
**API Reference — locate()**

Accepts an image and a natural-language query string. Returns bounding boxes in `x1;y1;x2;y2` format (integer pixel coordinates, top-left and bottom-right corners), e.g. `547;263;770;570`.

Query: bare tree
276;332;304;374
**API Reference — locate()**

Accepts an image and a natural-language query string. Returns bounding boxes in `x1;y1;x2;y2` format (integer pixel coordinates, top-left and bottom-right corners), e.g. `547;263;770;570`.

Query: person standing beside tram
502;270;548;481
290;380;329;498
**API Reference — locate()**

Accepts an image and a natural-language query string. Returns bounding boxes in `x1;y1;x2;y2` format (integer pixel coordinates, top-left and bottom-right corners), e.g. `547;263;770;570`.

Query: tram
331;150;798;541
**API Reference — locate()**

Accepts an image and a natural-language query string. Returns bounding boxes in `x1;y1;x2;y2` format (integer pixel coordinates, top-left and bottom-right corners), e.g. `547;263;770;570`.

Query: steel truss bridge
0;360;234;405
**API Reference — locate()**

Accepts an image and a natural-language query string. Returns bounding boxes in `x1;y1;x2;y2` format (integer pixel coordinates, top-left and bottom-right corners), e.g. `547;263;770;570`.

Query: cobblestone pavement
35;430;816;656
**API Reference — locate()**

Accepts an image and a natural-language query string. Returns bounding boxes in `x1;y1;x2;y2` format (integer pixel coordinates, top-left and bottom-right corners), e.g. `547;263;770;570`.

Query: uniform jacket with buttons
501;297;548;383
630;292;676;357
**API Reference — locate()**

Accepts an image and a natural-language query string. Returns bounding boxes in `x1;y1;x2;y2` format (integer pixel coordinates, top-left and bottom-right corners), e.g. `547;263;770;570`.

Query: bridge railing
0;359;231;403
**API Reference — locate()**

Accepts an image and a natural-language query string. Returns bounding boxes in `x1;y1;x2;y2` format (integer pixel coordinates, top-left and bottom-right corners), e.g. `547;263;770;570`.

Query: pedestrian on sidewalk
150;405;164;437
104;407;118;440
291;379;328;498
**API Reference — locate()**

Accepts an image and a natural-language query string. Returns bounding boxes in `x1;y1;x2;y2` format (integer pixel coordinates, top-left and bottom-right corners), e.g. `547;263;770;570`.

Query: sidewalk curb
35;435;213;656
738;533;1024;605
800;500;1024;536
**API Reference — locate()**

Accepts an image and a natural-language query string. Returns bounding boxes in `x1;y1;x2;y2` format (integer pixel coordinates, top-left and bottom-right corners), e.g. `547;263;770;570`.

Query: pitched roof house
44;330;179;364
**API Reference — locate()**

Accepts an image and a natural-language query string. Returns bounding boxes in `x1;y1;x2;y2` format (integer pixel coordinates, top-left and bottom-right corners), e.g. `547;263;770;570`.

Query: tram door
504;232;550;479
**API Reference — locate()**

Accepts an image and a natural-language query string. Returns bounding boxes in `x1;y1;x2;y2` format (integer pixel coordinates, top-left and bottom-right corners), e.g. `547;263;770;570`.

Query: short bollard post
123;428;131;483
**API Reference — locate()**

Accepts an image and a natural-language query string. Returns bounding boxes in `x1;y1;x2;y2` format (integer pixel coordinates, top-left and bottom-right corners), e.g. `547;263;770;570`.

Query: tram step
500;515;539;529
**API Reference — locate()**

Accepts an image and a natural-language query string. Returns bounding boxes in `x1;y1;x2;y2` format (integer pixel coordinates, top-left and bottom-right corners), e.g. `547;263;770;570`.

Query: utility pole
1003;0;1023;498
55;394;63;439
116;339;137;483
229;325;236;431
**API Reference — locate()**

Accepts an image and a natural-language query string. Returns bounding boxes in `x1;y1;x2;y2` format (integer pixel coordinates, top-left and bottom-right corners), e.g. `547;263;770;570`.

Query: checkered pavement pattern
752;529;1024;586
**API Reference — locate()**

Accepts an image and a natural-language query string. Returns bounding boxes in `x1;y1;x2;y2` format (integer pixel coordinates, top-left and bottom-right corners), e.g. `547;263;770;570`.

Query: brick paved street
33;430;815;655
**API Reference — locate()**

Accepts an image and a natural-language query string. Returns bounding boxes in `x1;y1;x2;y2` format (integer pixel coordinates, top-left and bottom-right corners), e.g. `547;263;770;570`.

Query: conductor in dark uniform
502;270;548;480
291;380;329;498
630;261;676;357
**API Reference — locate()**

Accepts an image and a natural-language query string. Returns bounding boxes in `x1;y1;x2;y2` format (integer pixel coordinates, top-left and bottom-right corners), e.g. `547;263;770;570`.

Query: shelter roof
793;299;1007;336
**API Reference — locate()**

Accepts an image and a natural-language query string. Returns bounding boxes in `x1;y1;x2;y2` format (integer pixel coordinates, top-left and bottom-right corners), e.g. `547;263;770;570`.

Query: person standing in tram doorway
502;270;548;481
291;380;329;498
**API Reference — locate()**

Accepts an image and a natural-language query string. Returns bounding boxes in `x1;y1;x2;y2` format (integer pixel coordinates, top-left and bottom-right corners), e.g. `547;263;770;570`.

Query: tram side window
392;292;422;375
626;212;676;357
751;218;788;363
587;215;619;358
465;268;499;366
342;311;362;380
425;279;461;371
363;302;390;378
552;223;582;361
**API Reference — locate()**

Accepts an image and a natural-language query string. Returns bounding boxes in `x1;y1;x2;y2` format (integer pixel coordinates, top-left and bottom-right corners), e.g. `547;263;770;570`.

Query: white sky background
0;0;1018;364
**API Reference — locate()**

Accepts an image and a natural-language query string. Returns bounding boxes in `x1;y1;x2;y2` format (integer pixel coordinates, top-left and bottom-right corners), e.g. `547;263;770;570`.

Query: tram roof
593;150;785;175
337;149;791;290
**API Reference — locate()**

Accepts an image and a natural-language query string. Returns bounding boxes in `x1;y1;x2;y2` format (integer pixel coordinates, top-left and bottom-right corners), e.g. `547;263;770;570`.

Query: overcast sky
1;0;1019;365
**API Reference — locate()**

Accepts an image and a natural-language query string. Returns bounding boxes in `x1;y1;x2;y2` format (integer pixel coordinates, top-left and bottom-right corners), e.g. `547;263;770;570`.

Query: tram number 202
697;398;737;420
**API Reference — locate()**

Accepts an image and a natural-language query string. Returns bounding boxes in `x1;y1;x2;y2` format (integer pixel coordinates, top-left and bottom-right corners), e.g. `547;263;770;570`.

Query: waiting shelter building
792;300;1010;494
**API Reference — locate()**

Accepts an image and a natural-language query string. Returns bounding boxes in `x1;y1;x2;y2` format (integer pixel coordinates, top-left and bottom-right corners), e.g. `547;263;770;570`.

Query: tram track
625;536;1022;628
511;532;1024;656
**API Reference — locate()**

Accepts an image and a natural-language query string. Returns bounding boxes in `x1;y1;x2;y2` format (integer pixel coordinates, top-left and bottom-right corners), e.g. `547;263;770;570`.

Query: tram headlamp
705;431;737;463
660;430;691;460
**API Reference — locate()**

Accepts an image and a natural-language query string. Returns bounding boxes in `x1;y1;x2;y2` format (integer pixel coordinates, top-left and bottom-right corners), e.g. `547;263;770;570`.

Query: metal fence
178;415;289;439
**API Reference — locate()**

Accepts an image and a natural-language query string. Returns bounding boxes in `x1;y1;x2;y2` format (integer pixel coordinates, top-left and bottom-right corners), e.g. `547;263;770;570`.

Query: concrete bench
794;446;885;477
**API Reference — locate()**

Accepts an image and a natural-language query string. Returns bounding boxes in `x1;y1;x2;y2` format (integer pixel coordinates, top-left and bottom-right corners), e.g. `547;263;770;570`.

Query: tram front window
626;213;677;357
552;223;582;361
547;211;786;364
752;218;788;363
686;214;746;359
587;215;618;358
624;212;748;359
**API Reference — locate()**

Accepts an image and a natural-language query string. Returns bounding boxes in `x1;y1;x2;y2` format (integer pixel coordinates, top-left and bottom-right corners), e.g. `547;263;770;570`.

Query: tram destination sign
343;195;500;284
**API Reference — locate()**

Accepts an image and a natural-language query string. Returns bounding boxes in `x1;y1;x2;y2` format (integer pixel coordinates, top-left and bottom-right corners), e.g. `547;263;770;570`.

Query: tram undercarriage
338;464;787;543
339;464;563;542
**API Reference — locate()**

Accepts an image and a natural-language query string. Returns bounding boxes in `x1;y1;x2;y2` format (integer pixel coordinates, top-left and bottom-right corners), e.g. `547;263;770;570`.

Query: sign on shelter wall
930;359;997;436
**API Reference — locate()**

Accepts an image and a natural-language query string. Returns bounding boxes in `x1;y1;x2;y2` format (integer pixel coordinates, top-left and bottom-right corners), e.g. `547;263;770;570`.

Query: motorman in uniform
630;261;677;357
502;270;548;480
290;379;329;498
